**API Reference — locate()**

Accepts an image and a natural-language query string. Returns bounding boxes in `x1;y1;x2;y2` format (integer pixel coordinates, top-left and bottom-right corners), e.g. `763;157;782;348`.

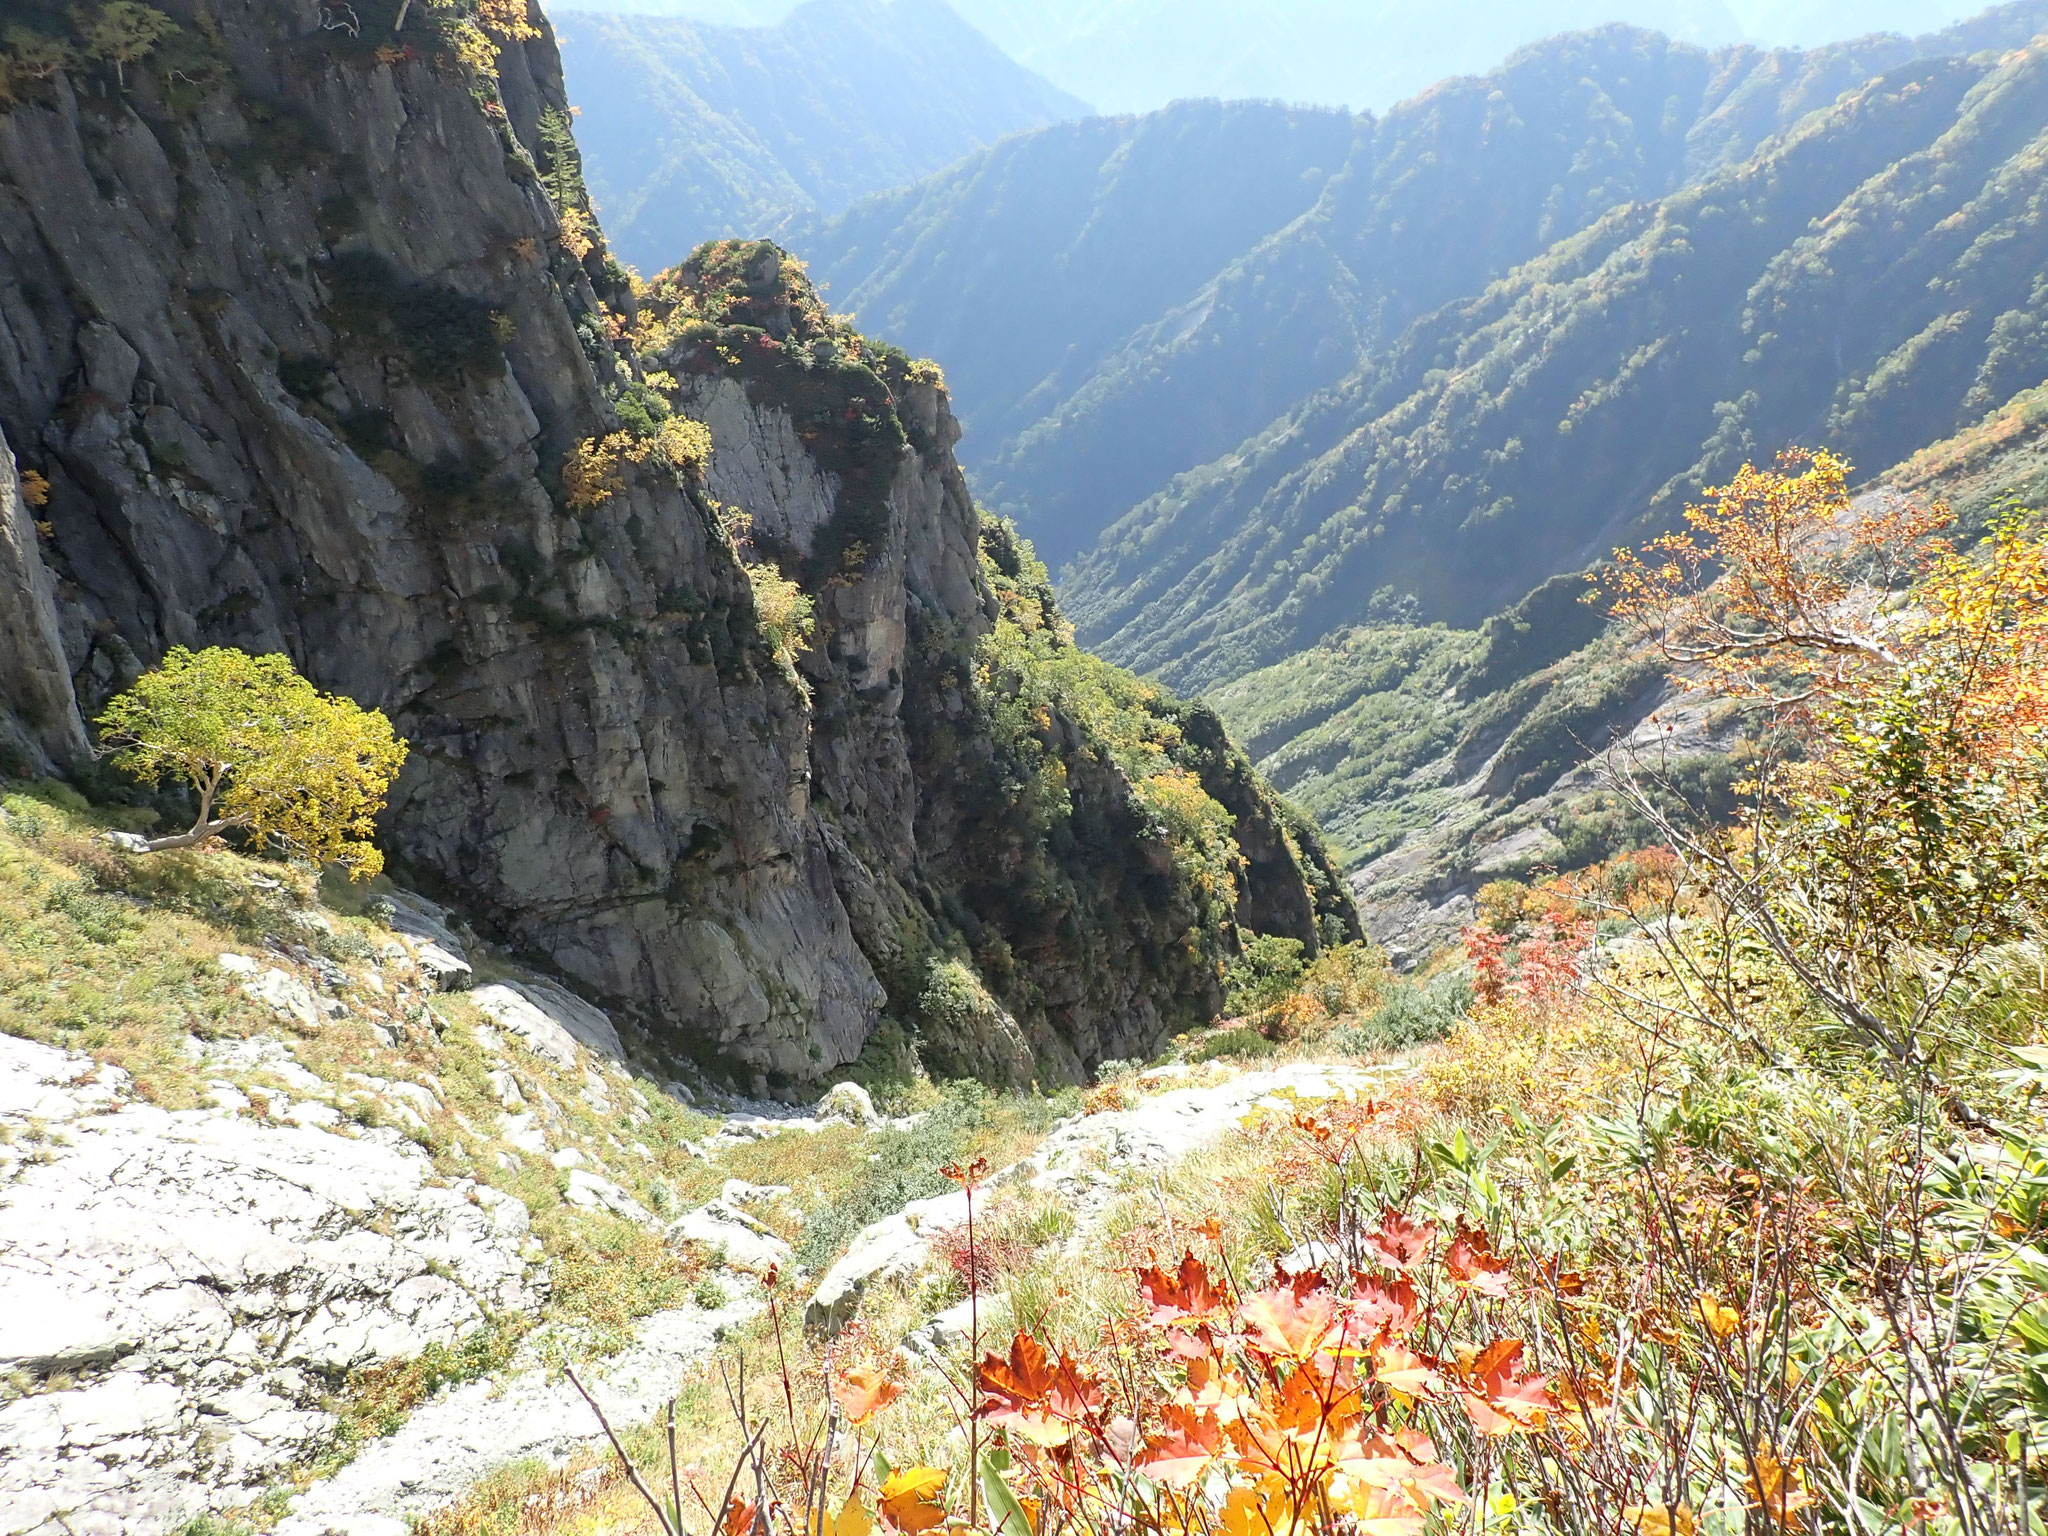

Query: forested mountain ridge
783;95;1365;542
556;0;1086;273
1072;30;2048;691
789;5;2048;570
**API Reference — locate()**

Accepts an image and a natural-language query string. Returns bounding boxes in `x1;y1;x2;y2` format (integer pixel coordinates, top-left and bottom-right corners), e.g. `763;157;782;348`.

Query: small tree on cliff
77;2;176;90
96;647;408;879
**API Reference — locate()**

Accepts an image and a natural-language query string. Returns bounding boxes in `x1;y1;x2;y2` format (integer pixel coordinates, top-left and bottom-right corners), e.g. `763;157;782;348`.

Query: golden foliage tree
1605;451;2048;1059
1604;449;1953;701
96;647;408;879
78;2;176;89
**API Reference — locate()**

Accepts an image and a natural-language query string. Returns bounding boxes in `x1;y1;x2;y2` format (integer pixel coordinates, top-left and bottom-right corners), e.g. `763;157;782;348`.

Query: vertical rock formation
0;429;88;773
0;0;1352;1090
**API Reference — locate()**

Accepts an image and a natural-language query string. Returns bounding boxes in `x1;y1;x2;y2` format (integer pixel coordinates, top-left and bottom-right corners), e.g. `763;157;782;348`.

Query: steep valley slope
1206;379;2048;960
784;1;2048;929
0;0;1348;1100
1068;24;2048;691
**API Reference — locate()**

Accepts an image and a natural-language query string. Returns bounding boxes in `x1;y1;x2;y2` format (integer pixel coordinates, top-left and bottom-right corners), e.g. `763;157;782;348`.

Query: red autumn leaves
967;1209;1555;1536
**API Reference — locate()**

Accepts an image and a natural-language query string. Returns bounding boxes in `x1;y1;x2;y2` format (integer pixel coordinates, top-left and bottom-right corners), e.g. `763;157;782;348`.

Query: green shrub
1225;934;1307;1017
1334;971;1472;1053
1185;1025;1278;1064
790;1081;990;1273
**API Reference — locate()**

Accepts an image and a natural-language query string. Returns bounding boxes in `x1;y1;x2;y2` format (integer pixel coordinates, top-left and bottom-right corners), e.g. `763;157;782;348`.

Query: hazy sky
562;0;2009;112
597;0;1989;41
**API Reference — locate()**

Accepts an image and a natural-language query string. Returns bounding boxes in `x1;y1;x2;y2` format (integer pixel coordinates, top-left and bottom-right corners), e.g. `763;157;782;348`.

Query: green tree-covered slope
788;8;2048;568
1069;32;2048;691
781;95;1364;537
555;0;1087;273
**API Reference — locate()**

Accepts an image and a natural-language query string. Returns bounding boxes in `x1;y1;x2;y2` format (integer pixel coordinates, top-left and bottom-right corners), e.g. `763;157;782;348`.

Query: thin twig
565;1366;679;1536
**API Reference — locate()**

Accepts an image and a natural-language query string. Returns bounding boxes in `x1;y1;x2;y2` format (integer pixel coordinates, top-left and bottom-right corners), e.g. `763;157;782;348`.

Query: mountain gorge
784;1;2048;902
0;0;1344;1097
1075;25;2048;686
795;20;2003;569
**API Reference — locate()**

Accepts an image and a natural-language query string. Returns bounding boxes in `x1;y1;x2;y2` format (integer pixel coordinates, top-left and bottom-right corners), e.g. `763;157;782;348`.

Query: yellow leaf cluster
557;204;597;262
561;432;634;510
446;17;501;79
562;419;713;510
474;0;539;40
746;561;815;672
876;1469;947;1534
1607;450;1948;695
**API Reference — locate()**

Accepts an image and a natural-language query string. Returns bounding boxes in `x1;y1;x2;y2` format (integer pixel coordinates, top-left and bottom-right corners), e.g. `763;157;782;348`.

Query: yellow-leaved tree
96;647;408;879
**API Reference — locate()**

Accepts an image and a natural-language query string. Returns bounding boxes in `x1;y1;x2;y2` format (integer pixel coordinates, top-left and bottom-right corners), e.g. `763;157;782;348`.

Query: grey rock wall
0;429;88;773
0;0;887;1091
0;1;1350;1092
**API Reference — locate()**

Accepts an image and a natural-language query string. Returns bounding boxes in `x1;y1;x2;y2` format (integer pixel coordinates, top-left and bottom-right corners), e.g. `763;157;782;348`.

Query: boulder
721;1179;791;1206
414;945;474;994
805;1188;972;1337
469;981;622;1067
563;1170;655;1226
381;891;467;955
243;969;345;1032
815;1081;881;1128
903;1297;983;1362
667;1201;792;1273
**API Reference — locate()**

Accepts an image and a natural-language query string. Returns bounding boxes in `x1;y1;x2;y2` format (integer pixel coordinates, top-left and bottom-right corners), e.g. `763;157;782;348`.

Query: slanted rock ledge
0;1032;539;1533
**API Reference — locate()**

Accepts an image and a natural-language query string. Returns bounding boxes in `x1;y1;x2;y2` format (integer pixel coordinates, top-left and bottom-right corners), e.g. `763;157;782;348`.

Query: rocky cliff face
0;0;1349;1092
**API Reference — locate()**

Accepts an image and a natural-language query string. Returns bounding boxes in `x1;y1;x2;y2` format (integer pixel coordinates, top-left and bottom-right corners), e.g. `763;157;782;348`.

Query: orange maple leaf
1176;1354;1247;1413
1239;1285;1342;1360
835;1366;903;1426
1533;1256;1585;1297
1363;1211;1436;1272
1457;1339;1551;1436
1446;1221;1512;1298
1349;1273;1417;1334
1371;1338;1441;1398
976;1331;1104;1445
1139;1251;1228;1325
1334;1481;1428;1536
1138;1404;1226;1489
1746;1451;1816;1530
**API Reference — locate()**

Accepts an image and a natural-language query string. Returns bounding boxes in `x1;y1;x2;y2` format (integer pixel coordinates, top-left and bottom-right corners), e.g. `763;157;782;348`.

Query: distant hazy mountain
946;0;1748;112
1730;0;1987;43
555;0;1088;272
791;17;2025;567
564;0;1990;111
